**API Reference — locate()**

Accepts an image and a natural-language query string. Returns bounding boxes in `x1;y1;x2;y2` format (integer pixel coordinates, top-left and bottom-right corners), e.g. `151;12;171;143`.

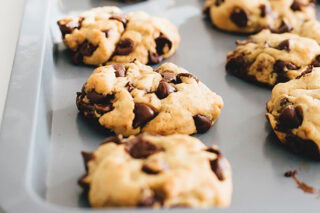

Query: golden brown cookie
266;67;320;159
79;134;232;208
76;61;223;136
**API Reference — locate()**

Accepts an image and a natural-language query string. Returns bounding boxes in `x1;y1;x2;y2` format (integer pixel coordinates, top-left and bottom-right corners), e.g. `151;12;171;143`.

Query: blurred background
0;0;24;124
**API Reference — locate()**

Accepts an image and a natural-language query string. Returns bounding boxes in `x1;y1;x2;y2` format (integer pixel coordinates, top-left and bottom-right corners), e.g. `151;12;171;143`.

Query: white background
0;0;25;124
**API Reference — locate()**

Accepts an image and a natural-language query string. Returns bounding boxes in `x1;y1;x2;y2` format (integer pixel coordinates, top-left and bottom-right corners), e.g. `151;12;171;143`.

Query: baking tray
1;0;320;212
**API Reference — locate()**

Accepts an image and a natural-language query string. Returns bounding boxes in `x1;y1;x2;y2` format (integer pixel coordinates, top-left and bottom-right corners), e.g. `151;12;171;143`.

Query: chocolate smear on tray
284;170;320;196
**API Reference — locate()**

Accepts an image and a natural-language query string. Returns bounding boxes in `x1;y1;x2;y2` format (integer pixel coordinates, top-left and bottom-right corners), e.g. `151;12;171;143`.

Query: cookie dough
226;29;320;86
57;7;180;66
266;66;320;160
76;61;223;136
204;0;315;34
79;134;233;208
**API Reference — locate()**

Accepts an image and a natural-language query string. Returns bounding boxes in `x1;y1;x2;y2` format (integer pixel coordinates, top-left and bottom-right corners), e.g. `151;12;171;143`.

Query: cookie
57;7;180;66
76;61;223;136
204;0;315;34
266;66;320;160
79;134;232;208
57;7;126;65
293;19;320;45
226;29;320;87
110;11;180;65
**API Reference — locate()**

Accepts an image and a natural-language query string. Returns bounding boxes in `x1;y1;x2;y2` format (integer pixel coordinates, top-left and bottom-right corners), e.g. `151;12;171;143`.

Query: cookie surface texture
79;134;233;208
266;67;320;159
57;7;180;66
76;61;223;136
226;29;320;86
204;0;315;34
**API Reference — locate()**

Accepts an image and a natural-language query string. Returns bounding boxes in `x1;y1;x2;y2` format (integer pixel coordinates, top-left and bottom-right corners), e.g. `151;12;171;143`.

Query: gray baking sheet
0;0;320;212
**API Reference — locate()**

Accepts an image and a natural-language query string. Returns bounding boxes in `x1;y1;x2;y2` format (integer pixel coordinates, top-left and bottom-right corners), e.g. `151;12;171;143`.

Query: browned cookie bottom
283;134;320;160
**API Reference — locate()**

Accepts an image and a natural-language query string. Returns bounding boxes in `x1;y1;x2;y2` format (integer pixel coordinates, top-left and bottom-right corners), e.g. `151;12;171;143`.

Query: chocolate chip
206;147;221;155
133;103;156;128
86;90;114;104
161;70;176;83
77;90;114;117
279;105;303;129
72;40;97;64
101;136;122;145
285;62;299;70
115;39;134;55
273;60;299;82
76;92;95;117
291;0;303;11
125;136;163;159
125;82;135;92
155;35;172;55
230;7;248;28
142;165;161;175
312;55;320;67
94;103;113;114
215;0;224;6
113;64;126;77
226;54;251;80
81;151;94;172
209;156;227;181
148;51;163;65
296;65;313;79
104;29;110;38
276;39;291;51
110;15;128;27
176;73;199;83
260;4;272;17
271;20;293;33
86;90;105;103
79;40;97;56
156;81;176;99
284;170;297;177
57;21;77;37
193;114;212;133
57;17;84;38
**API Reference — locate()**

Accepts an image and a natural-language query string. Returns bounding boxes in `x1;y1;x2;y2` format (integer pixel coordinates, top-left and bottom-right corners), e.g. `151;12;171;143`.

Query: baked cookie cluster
55;0;320;210
56;5;233;209
204;0;316;35
79;134;232;208
76;61;223;136
202;0;320;159
57;7;180;66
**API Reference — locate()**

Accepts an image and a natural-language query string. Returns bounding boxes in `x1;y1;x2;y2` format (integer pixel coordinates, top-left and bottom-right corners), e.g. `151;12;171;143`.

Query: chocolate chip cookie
204;0;315;34
79;134;232;208
266;66;320;160
76;61;223;136
57;7;180;66
226;29;320;87
110;11;180;65
57;7;125;65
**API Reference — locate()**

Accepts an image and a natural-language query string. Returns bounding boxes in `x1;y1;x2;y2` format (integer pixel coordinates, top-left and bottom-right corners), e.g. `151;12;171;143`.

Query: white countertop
0;0;25;124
